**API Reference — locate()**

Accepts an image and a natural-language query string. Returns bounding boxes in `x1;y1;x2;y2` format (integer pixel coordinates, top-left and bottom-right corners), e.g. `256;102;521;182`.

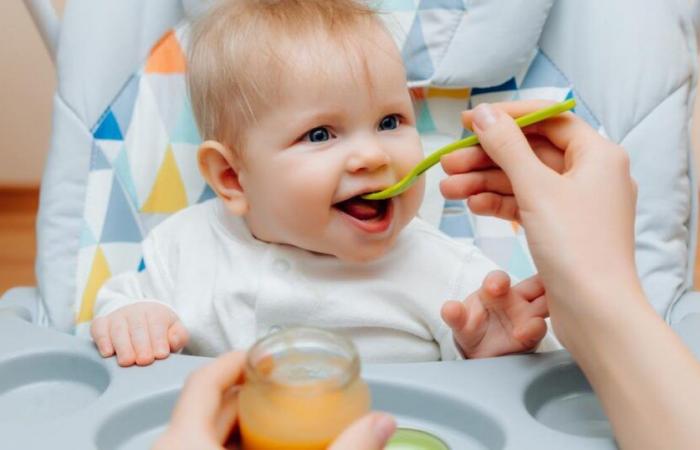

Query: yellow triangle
141;146;188;213
77;247;112;323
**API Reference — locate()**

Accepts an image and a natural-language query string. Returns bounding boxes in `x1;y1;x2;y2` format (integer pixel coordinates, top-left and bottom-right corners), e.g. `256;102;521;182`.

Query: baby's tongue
337;198;382;220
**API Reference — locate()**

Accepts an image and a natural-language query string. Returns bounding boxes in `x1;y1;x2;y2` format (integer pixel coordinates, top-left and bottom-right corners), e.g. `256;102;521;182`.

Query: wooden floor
0;188;699;295
0;188;38;294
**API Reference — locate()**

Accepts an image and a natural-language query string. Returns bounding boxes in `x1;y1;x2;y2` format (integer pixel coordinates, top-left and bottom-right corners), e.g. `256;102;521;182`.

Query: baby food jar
238;327;370;449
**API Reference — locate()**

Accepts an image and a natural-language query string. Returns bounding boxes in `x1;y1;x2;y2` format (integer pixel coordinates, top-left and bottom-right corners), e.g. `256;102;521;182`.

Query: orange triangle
511;221;520;233
145;30;187;74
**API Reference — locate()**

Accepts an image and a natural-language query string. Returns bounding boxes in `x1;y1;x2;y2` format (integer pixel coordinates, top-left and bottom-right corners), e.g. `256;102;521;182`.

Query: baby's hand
90;303;189;367
441;271;548;358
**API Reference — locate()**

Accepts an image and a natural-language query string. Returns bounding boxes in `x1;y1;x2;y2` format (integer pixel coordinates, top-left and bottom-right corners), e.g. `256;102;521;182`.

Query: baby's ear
197;140;248;215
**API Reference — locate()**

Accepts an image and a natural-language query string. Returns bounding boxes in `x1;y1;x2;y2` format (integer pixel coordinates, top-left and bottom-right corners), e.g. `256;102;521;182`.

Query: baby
90;0;551;366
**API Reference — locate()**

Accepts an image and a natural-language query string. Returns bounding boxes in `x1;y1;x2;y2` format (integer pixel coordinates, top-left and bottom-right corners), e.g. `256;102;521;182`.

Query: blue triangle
197;184;217;203
111;75;140;137
80;223;97;247
100;177;142;243
137;257;146;272
171;97;202;145
93;109;123;140
113;147;139;207
519;51;570;90
508;242;535;280
91;142;111;171
402;16;434;81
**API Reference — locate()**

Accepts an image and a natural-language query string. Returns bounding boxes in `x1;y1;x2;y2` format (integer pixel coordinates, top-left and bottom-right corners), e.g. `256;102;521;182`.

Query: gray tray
2;303;700;450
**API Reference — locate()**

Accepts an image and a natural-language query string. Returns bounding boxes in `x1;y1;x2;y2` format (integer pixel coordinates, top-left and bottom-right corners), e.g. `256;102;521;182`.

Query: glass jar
238;327;371;449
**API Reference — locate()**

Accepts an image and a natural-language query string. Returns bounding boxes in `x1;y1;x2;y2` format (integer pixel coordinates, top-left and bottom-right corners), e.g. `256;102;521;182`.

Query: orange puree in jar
238;328;370;449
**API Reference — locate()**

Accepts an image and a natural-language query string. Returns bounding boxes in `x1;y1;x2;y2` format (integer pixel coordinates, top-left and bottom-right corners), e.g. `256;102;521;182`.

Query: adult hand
440;101;642;350
153;351;396;450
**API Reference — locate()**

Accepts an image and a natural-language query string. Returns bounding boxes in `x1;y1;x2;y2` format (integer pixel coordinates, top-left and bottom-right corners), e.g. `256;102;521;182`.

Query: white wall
0;1;64;187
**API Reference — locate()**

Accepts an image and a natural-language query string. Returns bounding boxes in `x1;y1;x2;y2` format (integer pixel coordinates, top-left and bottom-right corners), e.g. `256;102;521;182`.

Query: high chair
2;0;700;448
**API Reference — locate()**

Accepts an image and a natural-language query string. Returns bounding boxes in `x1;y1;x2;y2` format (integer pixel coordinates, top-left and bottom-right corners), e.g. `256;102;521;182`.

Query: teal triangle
197;184;217;203
113;147;139;207
80;224;97;247
93;109;123;140
100;177;142;243
91;142;111;171
137;258;146;272
171;97;202;145
417;103;437;133
508;243;535;280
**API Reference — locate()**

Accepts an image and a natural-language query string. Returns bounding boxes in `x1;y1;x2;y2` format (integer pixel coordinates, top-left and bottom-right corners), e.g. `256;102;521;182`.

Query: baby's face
237;25;423;262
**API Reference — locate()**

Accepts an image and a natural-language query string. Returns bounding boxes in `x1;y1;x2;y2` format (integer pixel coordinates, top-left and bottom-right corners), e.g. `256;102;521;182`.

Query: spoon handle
363;98;576;200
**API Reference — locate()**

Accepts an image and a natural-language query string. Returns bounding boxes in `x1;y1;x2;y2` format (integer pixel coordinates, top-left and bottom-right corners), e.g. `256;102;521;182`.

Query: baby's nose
346;144;391;173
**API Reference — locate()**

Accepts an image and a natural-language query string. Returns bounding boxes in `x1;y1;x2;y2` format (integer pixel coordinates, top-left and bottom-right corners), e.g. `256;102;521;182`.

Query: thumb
470;103;551;194
328;413;396;450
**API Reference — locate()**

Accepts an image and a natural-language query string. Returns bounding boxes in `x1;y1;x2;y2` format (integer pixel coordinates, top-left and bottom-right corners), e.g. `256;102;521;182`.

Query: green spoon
362;98;576;200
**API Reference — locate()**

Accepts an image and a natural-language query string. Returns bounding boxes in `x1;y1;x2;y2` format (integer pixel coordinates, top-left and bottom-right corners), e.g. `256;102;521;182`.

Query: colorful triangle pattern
76;19;604;328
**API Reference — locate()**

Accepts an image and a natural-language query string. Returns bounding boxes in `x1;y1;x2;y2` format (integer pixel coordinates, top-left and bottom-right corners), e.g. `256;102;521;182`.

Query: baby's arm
90;236;188;367
441;271;548;358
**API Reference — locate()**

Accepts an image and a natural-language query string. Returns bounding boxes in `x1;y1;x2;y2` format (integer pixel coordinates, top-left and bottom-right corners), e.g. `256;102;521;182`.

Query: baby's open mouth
334;196;389;222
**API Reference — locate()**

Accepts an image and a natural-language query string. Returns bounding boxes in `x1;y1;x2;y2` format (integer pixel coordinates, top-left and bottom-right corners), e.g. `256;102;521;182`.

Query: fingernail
372;414;396;442
472;103;498;131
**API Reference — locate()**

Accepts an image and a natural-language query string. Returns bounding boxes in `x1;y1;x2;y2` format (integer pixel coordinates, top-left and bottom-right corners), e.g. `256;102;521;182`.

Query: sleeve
93;230;177;318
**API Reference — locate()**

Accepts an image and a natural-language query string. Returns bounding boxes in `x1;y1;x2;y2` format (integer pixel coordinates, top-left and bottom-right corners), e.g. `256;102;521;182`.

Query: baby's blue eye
306;127;331;142
379;115;399;131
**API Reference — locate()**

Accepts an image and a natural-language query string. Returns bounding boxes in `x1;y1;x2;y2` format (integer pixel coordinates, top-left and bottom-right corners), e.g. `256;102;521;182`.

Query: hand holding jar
154;329;396;450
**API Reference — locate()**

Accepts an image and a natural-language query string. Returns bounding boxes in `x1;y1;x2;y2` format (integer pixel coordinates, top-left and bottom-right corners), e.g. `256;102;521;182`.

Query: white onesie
94;199;552;363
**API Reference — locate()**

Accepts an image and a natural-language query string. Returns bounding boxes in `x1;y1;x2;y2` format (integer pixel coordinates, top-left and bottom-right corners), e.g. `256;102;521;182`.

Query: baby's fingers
168;320;190;353
441;300;468;331
513;317;547;350
127;312;155;366
110;316;136;367
91;317;114;357
146;311;172;360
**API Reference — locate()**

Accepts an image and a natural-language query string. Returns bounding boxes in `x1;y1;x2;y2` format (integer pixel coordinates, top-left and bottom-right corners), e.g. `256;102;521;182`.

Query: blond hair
187;0;380;153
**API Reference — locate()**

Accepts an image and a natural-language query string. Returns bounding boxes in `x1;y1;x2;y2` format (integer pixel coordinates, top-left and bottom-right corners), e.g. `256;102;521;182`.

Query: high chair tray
2;309;699;449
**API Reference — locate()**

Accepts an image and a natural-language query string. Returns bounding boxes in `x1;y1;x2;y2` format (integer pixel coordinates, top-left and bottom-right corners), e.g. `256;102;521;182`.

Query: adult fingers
439;169;513;199
465;193;520;222
469;104;554;194
171;352;247;428
91;317;114;357
440;146;495;175
463;100;606;169
328;412;397;450
462;100;559;130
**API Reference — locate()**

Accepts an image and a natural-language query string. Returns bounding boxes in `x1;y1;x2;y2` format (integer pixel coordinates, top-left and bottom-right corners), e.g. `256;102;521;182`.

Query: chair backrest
31;0;697;332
